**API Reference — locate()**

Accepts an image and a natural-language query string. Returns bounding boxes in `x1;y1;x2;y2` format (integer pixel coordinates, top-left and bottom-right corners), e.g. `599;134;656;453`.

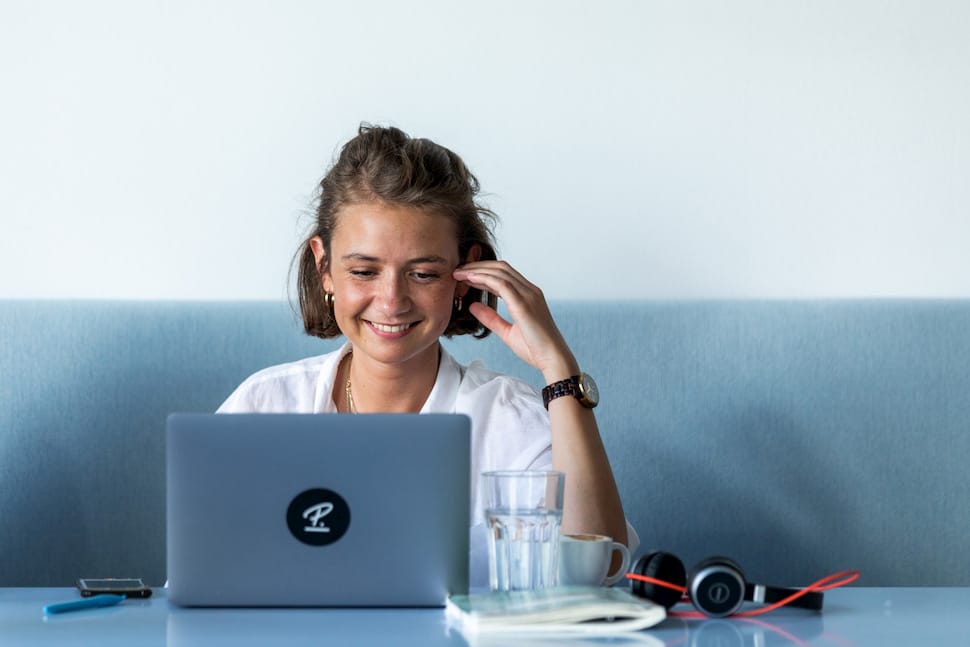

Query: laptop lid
166;413;470;607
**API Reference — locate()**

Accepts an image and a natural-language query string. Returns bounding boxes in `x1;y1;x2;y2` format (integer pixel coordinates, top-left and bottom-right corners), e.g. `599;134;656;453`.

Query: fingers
455;261;575;377
453;260;545;310
466;301;510;337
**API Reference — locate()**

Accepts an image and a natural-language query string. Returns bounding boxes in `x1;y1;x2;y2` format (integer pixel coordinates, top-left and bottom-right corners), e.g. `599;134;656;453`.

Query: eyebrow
340;253;451;265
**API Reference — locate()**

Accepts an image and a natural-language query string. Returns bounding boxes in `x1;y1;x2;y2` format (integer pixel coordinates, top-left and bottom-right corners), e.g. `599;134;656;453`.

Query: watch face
578;373;599;407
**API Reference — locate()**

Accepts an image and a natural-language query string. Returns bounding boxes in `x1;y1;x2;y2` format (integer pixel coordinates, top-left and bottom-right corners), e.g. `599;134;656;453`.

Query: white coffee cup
558;533;631;587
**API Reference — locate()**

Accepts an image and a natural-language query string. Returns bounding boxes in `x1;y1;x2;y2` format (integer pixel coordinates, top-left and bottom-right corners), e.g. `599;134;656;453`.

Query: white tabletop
3;586;969;646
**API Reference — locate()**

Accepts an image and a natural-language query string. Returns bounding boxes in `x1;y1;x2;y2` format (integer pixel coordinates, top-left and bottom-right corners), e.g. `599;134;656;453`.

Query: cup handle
603;541;632;587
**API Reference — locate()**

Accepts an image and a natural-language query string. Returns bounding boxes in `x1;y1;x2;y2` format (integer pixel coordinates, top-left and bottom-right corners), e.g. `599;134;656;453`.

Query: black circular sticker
286;488;351;546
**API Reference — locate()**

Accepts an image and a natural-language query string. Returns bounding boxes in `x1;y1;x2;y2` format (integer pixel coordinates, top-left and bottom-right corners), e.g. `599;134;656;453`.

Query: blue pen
44;594;127;615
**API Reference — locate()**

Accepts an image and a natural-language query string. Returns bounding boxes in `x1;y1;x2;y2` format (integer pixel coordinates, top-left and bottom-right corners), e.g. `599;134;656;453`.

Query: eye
349;269;376;278
410;271;441;282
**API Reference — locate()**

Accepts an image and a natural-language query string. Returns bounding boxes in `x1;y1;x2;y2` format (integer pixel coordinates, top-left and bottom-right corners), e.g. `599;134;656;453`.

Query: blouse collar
318;341;462;414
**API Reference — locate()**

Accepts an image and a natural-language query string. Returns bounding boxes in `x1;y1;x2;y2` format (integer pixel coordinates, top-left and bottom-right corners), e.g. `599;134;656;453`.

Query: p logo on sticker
286;488;350;546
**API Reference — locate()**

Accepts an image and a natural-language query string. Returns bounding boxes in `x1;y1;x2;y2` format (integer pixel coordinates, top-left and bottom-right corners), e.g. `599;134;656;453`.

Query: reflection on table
3;587;969;646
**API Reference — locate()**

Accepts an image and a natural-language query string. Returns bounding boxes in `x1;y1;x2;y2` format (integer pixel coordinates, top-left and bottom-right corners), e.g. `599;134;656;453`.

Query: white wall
3;0;969;300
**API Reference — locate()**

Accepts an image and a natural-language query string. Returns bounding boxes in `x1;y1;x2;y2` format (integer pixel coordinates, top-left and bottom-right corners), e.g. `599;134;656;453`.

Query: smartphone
77;578;153;598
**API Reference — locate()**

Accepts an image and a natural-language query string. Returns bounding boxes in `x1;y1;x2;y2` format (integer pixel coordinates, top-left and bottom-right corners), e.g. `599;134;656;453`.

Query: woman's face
314;201;465;370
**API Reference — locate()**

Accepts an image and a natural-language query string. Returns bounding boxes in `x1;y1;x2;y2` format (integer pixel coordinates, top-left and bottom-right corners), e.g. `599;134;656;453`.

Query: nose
377;273;411;316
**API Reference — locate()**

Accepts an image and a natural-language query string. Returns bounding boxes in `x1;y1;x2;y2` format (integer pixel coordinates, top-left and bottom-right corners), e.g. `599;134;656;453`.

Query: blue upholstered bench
2;299;968;586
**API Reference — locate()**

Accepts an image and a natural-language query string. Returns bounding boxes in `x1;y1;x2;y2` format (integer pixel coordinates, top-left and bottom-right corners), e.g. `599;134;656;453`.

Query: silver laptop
166;413;470;607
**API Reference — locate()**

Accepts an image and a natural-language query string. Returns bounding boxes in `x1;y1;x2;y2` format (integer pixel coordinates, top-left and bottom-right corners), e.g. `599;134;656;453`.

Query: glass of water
482;470;565;592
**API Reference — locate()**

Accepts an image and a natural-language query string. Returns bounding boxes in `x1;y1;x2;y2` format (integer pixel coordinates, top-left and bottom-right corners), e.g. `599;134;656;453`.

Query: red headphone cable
624;569;860;618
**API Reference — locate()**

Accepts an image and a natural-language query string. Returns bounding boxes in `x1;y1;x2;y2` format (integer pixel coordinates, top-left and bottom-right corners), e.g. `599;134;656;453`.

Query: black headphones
628;551;826;618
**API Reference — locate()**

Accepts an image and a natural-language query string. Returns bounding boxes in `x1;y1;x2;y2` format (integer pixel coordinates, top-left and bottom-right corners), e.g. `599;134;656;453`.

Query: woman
219;124;637;587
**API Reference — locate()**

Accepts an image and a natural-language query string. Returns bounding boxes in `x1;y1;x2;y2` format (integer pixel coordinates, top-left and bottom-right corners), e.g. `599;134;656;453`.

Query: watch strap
542;376;580;409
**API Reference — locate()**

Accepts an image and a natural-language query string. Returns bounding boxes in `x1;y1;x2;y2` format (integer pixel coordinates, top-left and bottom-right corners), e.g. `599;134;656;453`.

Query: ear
309;236;333;293
456;244;482;297
463;243;482;264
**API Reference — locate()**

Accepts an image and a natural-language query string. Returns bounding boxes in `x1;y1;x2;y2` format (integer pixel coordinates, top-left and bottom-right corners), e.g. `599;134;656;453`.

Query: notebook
166;412;470;607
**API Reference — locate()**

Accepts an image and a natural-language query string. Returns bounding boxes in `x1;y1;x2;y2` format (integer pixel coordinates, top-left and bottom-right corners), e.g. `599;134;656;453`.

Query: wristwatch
541;373;599;409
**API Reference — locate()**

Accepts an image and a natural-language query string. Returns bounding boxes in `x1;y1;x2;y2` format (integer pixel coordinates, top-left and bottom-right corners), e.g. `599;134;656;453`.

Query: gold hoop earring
324;291;335;314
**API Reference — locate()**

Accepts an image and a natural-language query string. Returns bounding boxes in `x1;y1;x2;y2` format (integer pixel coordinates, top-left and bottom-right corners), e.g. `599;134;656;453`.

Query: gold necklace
344;352;357;414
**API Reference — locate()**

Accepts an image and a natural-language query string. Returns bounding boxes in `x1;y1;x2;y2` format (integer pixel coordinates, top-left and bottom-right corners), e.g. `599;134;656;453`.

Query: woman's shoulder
217;348;343;413
447;352;540;399
463;360;535;390
239;353;334;385
449;355;546;420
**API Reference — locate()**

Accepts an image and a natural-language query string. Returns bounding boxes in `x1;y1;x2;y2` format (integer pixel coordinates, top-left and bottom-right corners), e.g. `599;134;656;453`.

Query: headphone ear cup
629;551;686;609
687;556;747;618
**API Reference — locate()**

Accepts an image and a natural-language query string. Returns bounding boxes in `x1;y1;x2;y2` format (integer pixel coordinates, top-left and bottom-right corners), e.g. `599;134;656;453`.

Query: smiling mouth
367;321;415;333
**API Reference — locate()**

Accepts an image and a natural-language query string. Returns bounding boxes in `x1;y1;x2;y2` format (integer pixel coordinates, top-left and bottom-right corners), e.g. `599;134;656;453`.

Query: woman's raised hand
453;261;578;381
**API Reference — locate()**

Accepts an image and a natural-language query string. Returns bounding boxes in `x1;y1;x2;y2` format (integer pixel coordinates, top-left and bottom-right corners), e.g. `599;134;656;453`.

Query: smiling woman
310;201;476;410
296;124;499;341
218;124;635;588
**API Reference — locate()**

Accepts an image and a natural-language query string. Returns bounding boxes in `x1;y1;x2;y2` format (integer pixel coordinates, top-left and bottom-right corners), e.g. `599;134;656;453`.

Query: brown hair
296;124;498;339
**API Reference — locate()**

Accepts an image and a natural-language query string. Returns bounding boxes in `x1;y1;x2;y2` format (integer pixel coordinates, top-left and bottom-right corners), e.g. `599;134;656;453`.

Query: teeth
371;322;409;333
